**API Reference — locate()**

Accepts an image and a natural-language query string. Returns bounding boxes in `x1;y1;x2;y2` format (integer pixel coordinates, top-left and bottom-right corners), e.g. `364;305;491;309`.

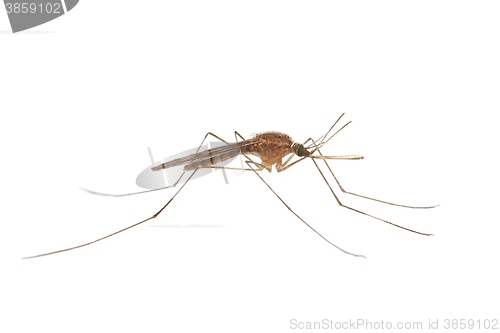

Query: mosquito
22;113;438;259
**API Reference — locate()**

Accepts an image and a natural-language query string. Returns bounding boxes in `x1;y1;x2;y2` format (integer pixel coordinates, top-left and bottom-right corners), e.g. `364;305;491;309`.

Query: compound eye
297;144;305;157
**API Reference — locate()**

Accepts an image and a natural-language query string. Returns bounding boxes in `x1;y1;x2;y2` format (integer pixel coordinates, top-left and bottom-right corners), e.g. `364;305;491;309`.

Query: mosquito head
293;143;311;157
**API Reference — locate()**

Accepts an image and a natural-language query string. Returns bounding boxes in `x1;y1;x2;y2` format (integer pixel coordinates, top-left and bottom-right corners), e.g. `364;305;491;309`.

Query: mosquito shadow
149;224;225;228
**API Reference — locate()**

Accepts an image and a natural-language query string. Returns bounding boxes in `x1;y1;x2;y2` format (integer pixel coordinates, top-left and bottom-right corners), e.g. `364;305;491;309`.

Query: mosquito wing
151;139;255;171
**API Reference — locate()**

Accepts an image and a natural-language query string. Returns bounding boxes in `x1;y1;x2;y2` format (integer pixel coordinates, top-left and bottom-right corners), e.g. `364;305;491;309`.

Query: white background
1;1;499;332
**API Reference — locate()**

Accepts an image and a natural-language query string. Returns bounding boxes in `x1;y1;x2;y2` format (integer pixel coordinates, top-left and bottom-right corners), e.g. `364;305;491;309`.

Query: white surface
1;1;499;332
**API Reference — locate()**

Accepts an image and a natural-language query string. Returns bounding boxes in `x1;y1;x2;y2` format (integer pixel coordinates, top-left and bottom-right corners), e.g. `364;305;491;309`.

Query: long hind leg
243;160;365;258
22;169;200;259
305;138;435;235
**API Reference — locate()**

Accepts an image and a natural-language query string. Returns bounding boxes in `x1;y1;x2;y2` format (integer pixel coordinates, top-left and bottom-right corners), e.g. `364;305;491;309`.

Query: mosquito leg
194;132;231;153
234;131;246;142
79;186;173;197
308;157;433;236
244;160;365;258
306;135;438;209
234;131;249;172
22;169;200;259
176;165;265;174
313;145;439;209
